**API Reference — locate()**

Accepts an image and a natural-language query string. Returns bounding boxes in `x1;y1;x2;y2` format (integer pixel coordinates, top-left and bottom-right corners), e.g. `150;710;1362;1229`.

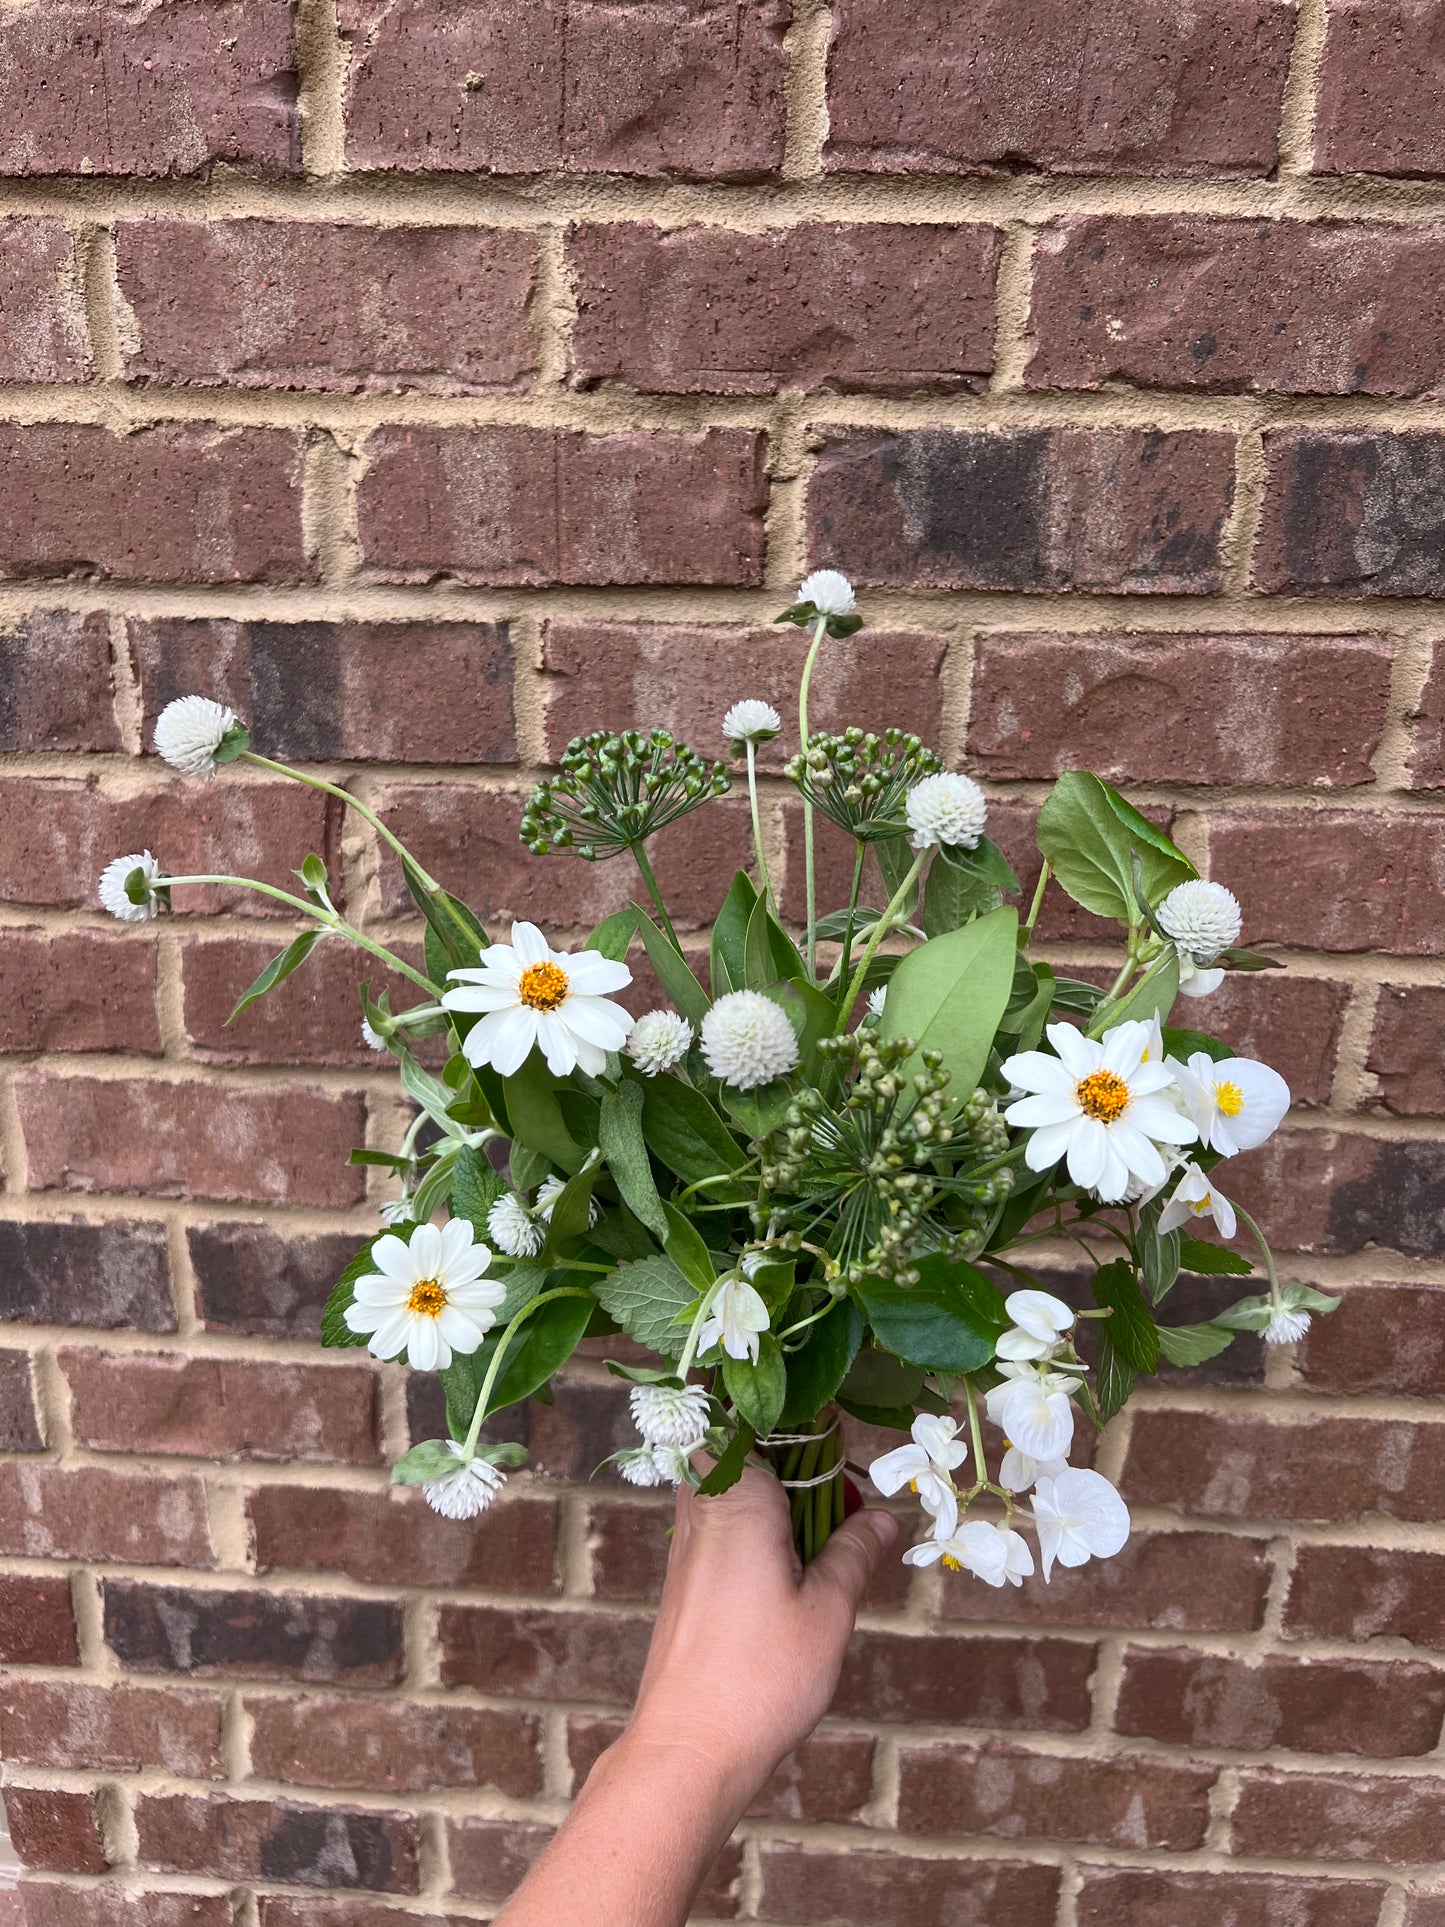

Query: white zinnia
995;1289;1075;1363
536;1173;601;1229
695;1273;770;1365
423;1442;506;1521
985;1363;1080;1463
868;1414;968;1516
999;1446;1069;1494
153;695;238;778
487;1191;544;1258
1265;1304;1312;1346
99;850;162;922
1169;1052;1290;1159
700;990;799;1090
1031;1468;1131;1582
630;1382;710;1450
722;700;782;746
905;772;988;852
1159;878;1243;964
1158;1160;1237;1240
626;1009;694;1077
1002;1020;1198;1205
442;922;632;1079
798;568;855;617
343;1219;504;1372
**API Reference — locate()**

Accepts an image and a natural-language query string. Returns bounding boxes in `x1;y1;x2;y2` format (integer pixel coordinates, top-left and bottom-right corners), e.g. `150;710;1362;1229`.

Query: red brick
247;1485;559;1593
759;1842;1058;1927
411;1370;635;1484
1297;1283;1445;1398
1228;1129;1445;1260
1408;1899;1445;1927
0;930;160;1056
257;1905;471;1927
0;1573;79;1666
1409;639;1445;787
0;424;307;584
0;1349;42;1452
0;1;298;178
0;1463;211;1566
1077;1867;1388;1927
808;426;1234;592
1233;1766;1445;1863
358;425;766;586
248;1693;542;1798
1257;429;1445;596
0;1680;223;1776
438;1603;652;1701
1116;1646;1445;1757
824;0;1291;178
1366;986;1445;1115
586;1495;672;1601
188;1223;358;1339
1316;0;1445;176
104;1581;402;1686
17;1074;366;1207
62;1348;380;1465
21;1892;234;1927
129;615;516;765
1125;1408;1445;1525
178;935;423;1069
1285;1545;1445;1654
900;1742;1213;1848
445;1812;739;1912
116;219;536;393
3;1788;104;1875
0;1218;172;1332
833;1628;1096;1728
0;609;120;751
568;1714;876;1823
135;1791;418;1892
969;631;1391;788
0;219;85;381
338;0;789;180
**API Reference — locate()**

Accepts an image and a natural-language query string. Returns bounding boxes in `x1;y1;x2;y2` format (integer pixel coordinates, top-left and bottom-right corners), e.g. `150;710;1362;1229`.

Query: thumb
803;1508;898;1618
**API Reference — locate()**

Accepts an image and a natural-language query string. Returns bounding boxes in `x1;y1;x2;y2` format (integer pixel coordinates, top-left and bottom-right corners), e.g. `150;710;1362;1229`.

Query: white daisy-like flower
1264;1305;1311;1346
361;1016;388;1052
99;850;162;922
536;1173;601;1230
908;1519;1034;1588
695;1273;771;1365
1158;878;1242;964
1002;1020;1198;1205
995;1289;1075;1363
985;1363;1080;1463
1158;1160;1237;1240
343;1219;504;1372
866;986;888;1020
487;1191;544;1258
626;1009;694;1078
998;1445;1069;1494
722;699;782;747
1177;956;1226;1000
630;1382;711;1450
379;1195;414;1227
905;771;988;852
423;1442;506;1521
1169;1051;1290;1159
798;568;855;617
442;922;632;1079
869;1414;969;1505
153;695;239;778
1031;1468;1131;1582
617;1446;669;1488
700;989;799;1090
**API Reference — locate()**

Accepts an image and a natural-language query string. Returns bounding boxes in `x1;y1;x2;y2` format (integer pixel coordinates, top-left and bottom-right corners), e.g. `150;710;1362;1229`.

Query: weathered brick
189;1223;359;1339
1257;429;1445;595
569;221;996;394
135;1791;418;1892
20;1891;233;1927
759;1842;1059;1927
0;609;119;751
3;1788;104;1875
0;1;298;178
104;1581;403;1686
438;1603;652;1701
1408;1897;1445;1927
568;1713;875;1823
179;936;423;1069
1232;1767;1445;1863
338;0;789;179
357;425;767;586
0;1573;79;1666
0;1463;211;1566
899;1742;1213;1848
257;1904;471;1927
1297;1283;1445;1397
807;427;1234;592
1285;1545;1445;1653
0;217;85;379
248;1693;542;1798
833;1628;1096;1728
1186;973;1348;1110
0;929;160;1056
0;1680;223;1776
0;1349;43;1451
824;0;1291;177
968;631;1391;788
1366;985;1445;1115
0;1217;171;1332
1409;639;1445;787
247;1485;558;1593
17;1074;367;1207
446;1813;740;1913
410;1371;640;1485
129;615;516;765
1229;1129;1445;1260
585;1495;673;1602
62;1348;380;1465
0;424;308;584
1315;0;1445;176
1077;1867;1388;1927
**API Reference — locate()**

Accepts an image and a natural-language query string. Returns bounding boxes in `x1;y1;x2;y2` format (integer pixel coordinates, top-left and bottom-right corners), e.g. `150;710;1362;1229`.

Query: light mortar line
416;1809;450;1901
107;612;144;754
936;620;977;768
509;605;551;771
69;1568;114;1677
295;0;348;180
1085;1640;1126;1738
96;1777;138;1869
532;223;575;391
762;396;811;591
72;222;120;381
781;0;832;183
1220;427;1268;597
220;1688;252;1782
1328;979;1384;1113
1204;1763;1241;1853
860;1729;900;1831
203;1480;252;1574
0;1064;28;1198
1277;0;1330;180
402;1593;441;1692
1377;1890;1411;1927
734;1834;765;1920
301;430;361;585
989;222;1036;393
1373;626;1437;791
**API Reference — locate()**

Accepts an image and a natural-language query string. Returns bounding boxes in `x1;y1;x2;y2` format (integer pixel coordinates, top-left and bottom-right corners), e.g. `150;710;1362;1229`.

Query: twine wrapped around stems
756;1407;846;1562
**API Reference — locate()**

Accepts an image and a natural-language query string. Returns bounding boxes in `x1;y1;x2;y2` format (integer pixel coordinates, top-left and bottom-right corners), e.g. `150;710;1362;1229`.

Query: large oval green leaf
879;905;1018;1092
852;1256;1005;1374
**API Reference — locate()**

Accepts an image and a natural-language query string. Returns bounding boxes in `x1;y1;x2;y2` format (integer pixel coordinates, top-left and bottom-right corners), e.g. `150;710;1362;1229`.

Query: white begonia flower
1264;1305;1311;1346
423;1442;506;1521
1159;878;1243;964
700;989;799;1090
985;1364;1080;1463
696;1273;771;1365
798;568;855;617
1001;1020;1198;1205
905;771;988;852
630;1382;710;1451
487;1191;545;1259
1158;1160;1237;1240
868;1414;969;1510
343;1219;504;1373
536;1172;601;1230
153;695;239;778
995;1289;1076;1363
908;1519;1035;1587
1169;1051;1290;1159
999;1445;1069;1494
1031;1468;1131;1582
361;1016;388;1052
722;700;782;746
99;850;162;922
626;1009;694;1078
442;922;632;1080
1177;956;1226;1000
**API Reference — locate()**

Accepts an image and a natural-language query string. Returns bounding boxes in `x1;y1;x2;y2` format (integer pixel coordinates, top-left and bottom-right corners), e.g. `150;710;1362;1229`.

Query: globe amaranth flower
153;695;243;778
442;921;632;1079
1158;1160;1236;1240
1159;879;1242;997
343;1219;504;1372
695;1273;770;1365
985;1362;1082;1462
798;569;856;618
865;985;888;1021
361;1016;388;1053
722;700;782;749
630;1382;710;1451
537;1173;601;1230
487;1191;545;1259
1031;1468;1130;1582
423;1442;506;1520
379;1195;414;1227
99;850;162;922
700;990;799;1090
994;1289;1075;1363
1168;1051;1290;1159
1264;1305;1311;1346
905;772;988;852
626;1009;694;1078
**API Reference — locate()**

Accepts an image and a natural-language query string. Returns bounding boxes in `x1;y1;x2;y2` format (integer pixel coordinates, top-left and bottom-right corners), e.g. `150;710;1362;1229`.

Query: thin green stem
745;742;776;914
673;1163;756;1206
676;1272;729;1378
1087;944;1172;1039
241;750;440;892
833;847;927;1033
834;841;867;1015
798;615;827;982
963;1377;987;1484
775;1297;840;1346
1021;861;1051;942
630;840;680;951
1234;1205;1283;1309
462;1287;592;1458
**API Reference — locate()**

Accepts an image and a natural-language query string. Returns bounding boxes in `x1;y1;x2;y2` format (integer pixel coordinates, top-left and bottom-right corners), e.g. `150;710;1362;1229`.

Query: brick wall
1;1;1444;1922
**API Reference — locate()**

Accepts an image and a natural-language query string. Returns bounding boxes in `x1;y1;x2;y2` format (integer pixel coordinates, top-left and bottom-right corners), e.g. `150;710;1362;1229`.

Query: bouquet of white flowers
99;572;1332;1587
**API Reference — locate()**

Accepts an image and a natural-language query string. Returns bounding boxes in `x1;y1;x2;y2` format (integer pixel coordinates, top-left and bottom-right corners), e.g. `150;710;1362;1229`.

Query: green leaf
836;1398;917;1432
711;870;759;998
597;1081;669;1242
1107;951;1181;1033
1177;1236;1253;1277
540;1155;600;1247
227;929;323;1022
633;907;710;1030
769;976;835;1078
494;1262;549;1327
403;861;488;974
298;852;329;893
723;1334;787;1437
637;1074;748;1188
391;1438;467;1484
1284;1284;1342;1314
879;905;1018;1091
721;1077;794;1139
743;894;807;992
592;1254;697;1358
1092;1259;1159;1373
588;907;638;961
451;1145;507;1236
506;1052;588;1174
838;1346;926;1411
698;1419;755;1496
874;833;919;908
1097;780;1196;899
320;1235;391;1349
1157;1323;1236;1368
1139;1217;1181;1305
1036;771;1139;925
852;1254;1006;1374
1163;1028;1233;1066
661;1203;716;1294
1094;1323;1136;1422
474;1292;595;1415
779;1300;865;1429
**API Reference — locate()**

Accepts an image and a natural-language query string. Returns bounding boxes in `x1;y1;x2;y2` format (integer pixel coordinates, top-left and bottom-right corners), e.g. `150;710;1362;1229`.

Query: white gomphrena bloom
1158;878;1243;964
696;1273;771;1365
866;986;888;1019
722;699;782;746
361;1016;388;1052
343;1219;504;1372
700;989;799;1090
99;850;162;922
1031;1468;1131;1582
905;771;988;852
487;1191;544;1259
798;568;856;617
630;1382;710;1451
626;1009;694;1078
536;1173;601;1230
1169;1051;1290;1159
617;1447;668;1487
379;1195;413;1227
1002;1019;1198;1205
985;1363;1080;1463
868;1414;969;1516
423;1442;506;1521
995;1289;1075;1363
1265;1304;1311;1346
442;922;632;1079
153;695;238;778
649;1443;690;1486
998;1445;1069;1494
1158;1160;1237;1240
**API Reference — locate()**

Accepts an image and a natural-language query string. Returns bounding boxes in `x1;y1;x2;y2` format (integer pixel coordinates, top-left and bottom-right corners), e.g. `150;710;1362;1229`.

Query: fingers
802;1509;897;1619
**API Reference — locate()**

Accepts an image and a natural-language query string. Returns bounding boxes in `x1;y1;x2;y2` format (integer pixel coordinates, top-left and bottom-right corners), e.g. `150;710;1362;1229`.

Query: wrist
601;1715;765;1829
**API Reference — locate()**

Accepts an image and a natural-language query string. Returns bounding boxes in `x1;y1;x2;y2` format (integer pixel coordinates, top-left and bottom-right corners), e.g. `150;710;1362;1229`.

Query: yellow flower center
1188;1194;1213;1216
941;1554;962;1571
1214;1079;1245;1117
406;1279;448;1318
909;1477;920;1494
518;960;570;1012
1075;1069;1130;1123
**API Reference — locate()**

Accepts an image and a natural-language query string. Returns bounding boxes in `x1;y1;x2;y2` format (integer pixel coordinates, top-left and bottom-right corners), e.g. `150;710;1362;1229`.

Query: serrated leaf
721;1077;794;1139
779;1299;865;1430
320;1234;393;1349
592;1254;697;1358
1157;1323;1236;1368
451;1145;507;1236
227;929;323;1022
1094;1322;1136;1422
1177;1236;1253;1277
